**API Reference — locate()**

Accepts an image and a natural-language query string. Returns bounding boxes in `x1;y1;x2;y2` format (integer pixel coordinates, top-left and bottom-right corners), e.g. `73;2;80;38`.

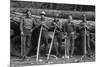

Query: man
80;15;92;57
50;14;62;32
37;11;49;55
49;14;62;57
62;14;76;58
20;9;37;58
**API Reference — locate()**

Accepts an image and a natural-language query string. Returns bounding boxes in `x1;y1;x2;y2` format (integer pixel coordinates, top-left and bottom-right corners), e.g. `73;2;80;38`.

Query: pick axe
47;26;57;60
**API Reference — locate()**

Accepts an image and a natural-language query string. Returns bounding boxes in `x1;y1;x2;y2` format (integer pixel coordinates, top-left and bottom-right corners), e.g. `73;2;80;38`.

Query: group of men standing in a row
20;9;92;60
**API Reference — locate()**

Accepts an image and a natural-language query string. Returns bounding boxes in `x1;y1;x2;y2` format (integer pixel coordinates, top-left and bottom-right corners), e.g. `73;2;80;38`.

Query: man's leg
66;36;70;58
70;35;75;57
41;31;48;55
21;35;24;57
26;32;32;56
87;34;92;57
21;34;26;59
44;32;49;54
54;35;60;57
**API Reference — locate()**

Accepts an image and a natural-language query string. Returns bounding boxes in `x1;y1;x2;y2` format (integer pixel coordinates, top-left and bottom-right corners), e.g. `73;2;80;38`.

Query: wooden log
11;8;95;21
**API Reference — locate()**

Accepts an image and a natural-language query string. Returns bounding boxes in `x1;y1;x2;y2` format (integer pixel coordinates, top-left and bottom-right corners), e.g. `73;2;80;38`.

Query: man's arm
54;22;60;28
73;23;76;32
33;18;39;26
20;18;24;34
31;18;38;31
31;18;41;31
42;23;49;29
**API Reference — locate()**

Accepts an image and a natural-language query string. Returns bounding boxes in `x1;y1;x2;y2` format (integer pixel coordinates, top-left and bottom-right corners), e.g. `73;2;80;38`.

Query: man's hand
70;32;74;35
30;29;33;32
41;22;45;27
64;35;67;39
40;22;44;26
41;23;49;29
53;23;56;25
42;23;45;26
64;32;67;35
53;22;59;28
21;32;24;36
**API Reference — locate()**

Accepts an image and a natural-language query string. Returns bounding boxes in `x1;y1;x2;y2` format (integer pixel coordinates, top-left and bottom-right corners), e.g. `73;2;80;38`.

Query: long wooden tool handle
21;35;24;57
84;23;87;55
65;36;67;58
64;27;67;58
47;27;56;60
36;26;43;63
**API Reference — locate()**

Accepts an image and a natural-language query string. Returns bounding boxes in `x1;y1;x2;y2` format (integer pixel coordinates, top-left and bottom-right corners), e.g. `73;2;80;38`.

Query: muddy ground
10;54;95;67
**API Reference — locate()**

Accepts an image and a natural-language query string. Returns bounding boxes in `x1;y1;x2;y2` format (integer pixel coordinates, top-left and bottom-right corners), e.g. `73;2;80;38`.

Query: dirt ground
10;55;95;67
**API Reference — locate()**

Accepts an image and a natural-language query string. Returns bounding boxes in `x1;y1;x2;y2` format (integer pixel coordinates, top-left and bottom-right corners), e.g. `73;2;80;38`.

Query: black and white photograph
10;0;95;66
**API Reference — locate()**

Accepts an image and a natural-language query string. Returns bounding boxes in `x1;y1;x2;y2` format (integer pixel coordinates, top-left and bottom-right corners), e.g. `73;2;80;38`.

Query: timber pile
11;8;95;21
10;9;95;28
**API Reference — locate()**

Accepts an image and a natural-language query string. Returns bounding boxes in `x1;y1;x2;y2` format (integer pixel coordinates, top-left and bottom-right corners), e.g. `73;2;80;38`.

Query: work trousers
81;31;91;56
21;29;32;58
65;32;75;57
